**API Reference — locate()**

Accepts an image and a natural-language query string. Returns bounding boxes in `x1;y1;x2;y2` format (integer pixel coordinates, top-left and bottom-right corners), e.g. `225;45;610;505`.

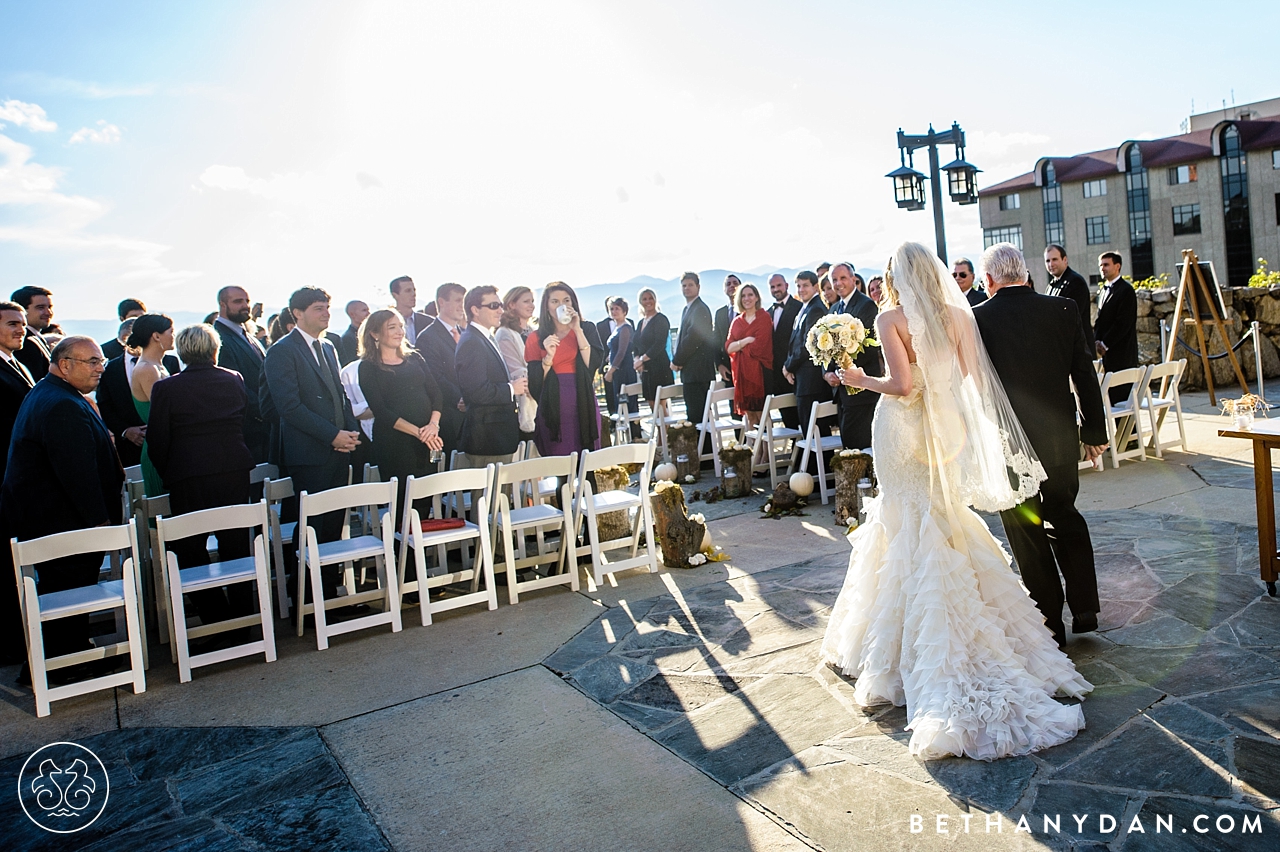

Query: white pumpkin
654;462;678;482
789;471;815;497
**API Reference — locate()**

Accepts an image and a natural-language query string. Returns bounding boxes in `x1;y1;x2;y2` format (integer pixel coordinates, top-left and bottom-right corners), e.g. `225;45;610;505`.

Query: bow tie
772;302;785;310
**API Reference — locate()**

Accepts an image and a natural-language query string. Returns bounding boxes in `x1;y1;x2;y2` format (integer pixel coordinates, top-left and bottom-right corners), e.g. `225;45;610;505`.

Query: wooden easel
1163;248;1249;406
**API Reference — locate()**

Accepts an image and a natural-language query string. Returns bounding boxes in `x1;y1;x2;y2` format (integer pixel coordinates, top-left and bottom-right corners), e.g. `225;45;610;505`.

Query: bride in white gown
821;241;1092;761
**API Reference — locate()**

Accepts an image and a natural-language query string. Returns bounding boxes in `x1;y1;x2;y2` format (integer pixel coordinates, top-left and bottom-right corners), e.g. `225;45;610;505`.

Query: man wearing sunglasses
952;258;987;307
456;285;525;469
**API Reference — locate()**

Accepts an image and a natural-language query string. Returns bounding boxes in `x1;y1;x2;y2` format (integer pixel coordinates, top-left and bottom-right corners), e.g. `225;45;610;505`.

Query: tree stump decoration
832;450;873;526
589;465;633;542
650;481;707;568
667;422;700;482
718;445;753;499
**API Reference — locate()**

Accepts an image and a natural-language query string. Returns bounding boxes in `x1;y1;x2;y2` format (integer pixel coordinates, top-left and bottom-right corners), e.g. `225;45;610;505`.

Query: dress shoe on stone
1072;612;1099;634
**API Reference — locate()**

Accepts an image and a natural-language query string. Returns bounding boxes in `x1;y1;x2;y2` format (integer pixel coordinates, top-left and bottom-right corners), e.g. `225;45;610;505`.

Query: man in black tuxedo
1094;251;1139;404
97;350;148;468
416;282;468;460
101;298;147;360
712;274;741;386
823;263;881;450
0;301;36;664
671;272;716;450
214;285;271;464
456;286;526;465
1044;244;1095;354
10;286;53;382
973;243;1109;647
783;271;833;441
2;337;125;662
338;300;369;366
766;273;802;428
952;258;987;307
390;276;434;344
263;287;361;590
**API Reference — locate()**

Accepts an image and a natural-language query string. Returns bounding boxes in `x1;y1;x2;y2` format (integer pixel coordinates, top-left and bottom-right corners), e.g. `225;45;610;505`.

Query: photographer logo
17;742;110;833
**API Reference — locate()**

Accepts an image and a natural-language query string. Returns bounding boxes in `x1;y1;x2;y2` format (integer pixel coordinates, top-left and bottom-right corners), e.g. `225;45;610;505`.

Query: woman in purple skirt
525;282;606;457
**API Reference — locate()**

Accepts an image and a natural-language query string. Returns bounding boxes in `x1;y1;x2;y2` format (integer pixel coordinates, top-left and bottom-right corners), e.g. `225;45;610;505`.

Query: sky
2;0;1278;326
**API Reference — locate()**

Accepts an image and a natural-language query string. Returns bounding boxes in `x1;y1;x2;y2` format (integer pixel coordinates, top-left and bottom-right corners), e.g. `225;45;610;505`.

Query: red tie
451;326;461;344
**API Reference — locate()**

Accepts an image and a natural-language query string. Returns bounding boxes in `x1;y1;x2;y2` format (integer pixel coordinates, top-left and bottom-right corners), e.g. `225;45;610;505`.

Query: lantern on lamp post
887;121;979;263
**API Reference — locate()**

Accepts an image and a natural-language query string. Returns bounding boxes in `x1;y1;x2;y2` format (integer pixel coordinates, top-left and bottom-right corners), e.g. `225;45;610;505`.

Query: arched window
1041;162;1064;247
1220;124;1253;288
1125;144;1153;279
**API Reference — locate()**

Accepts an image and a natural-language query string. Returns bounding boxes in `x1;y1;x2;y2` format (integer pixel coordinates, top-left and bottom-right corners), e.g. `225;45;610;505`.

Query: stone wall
1133;286;1280;392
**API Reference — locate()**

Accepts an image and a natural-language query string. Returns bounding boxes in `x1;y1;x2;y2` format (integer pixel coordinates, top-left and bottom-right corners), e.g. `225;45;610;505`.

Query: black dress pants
683;381;710;455
998;462;1100;641
839;401;875;451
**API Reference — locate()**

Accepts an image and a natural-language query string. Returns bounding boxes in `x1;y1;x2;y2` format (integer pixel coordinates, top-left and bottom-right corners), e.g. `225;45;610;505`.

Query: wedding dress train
821;364;1092;761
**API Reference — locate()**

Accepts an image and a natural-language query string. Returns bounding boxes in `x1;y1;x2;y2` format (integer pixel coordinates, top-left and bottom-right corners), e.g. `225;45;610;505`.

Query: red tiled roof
978;119;1279;197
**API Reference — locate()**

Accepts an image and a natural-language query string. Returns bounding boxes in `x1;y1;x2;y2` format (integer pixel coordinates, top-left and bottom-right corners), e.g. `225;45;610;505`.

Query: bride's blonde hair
885;242;953;334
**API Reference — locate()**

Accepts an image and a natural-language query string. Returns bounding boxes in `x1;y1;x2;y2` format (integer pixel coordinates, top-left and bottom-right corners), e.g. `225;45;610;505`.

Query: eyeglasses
479;302;503;311
60;357;106;368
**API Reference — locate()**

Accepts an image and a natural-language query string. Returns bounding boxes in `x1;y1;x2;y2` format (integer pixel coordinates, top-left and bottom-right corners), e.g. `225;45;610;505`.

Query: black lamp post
886;121;980;264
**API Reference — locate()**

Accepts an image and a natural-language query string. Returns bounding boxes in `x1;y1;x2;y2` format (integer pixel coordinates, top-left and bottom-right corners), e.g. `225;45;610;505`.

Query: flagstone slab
1117;796;1279;851
567;654;658;704
1234;735;1280;803
1103;614;1207;647
1056;719;1232;797
1144;700;1233;743
1020;782;1139;845
1147;573;1263;629
1032;684;1164;767
1188;681;1280;739
1104;642;1275;696
615;672;758;713
1209;599;1280;648
1095;555;1164;601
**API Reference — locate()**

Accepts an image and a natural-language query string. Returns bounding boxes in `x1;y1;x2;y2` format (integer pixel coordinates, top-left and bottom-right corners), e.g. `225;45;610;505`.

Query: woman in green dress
128;313;175;497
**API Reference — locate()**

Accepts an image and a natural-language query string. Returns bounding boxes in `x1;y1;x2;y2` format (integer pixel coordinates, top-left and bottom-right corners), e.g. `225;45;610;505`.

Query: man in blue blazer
214;286;270;464
456;286;526;465
416;282;468;460
263;288;361;587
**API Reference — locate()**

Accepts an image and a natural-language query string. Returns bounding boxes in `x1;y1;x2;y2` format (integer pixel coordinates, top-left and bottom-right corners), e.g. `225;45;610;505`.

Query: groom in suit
456;286;526;466
823;262;881;450
973;243;1109;647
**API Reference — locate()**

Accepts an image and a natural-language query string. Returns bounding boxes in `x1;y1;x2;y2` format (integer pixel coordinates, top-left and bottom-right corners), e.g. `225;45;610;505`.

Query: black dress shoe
1072;612;1099;634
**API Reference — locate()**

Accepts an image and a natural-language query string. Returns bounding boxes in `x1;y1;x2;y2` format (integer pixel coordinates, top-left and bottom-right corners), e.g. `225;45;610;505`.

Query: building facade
979;108;1280;290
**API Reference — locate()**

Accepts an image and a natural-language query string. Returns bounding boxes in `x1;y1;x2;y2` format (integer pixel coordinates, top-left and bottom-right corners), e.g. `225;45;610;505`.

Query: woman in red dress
726;283;773;437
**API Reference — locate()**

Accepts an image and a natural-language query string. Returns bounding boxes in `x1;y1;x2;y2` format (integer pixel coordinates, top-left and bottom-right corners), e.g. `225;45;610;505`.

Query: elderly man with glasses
2;336;125;681
952;258;987;307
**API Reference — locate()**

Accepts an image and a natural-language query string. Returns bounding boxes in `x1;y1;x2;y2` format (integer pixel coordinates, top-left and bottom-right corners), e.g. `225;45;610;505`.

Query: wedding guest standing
458;286;526;466
974;243;1108;647
147;324;255;629
825;262;881;450
96;318;146;468
713;274;740;385
725;283;772;435
604;298;642;440
129;314;175;497
525;282;605;456
390;276;432;343
1044;245;1095;354
339;300;369;366
10;286;53;382
783;271;832;437
1094;251;1139;404
359;309;444;525
102;298;147;360
767;273;802;429
214;286;270;464
671;272;715;446
416;283;467;461
820;273;838;309
596;297;621;417
495;286;537;442
632;288;673;413
953;258;987;307
0;301;34;665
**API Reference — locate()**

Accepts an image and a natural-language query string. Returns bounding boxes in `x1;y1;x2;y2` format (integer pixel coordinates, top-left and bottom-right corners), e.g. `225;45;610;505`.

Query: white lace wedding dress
821;362;1093;761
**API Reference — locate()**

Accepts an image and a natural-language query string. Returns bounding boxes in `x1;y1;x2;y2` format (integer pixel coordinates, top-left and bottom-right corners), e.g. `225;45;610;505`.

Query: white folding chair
571;440;659;589
699;384;744;477
155;502;276;683
297;480;402;650
610;381;648;445
1140;359;1189;458
791;400;843;503
651;383;685;462
1099;365;1150;469
264;476;297;619
396;466;498;625
491;454;578;604
132;492;172;645
11;525;146;717
745;392;803;489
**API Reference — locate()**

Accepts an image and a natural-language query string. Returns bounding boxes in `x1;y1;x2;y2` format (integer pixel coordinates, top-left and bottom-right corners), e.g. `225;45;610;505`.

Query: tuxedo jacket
1094;277;1139;372
16;328;51;383
262;329;358;470
456;326;520;457
1046;266;1095;354
0;356;34;485
415;319;465;447
973;286;1107;469
713;305;735;372
965;287;989;308
214;320;268;454
672;297;716;384
830;291;882;410
101;338;125;361
2;374;125;540
338;324;360;366
97;355;146;467
784;297;830;398
148;363;254;486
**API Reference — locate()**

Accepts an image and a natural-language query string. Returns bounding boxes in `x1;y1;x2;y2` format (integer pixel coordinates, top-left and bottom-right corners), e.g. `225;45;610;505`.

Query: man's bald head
768;274;788;302
49;336;106;393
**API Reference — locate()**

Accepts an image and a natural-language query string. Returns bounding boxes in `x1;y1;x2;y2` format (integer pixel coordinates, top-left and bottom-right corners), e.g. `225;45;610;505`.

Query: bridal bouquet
806;314;878;390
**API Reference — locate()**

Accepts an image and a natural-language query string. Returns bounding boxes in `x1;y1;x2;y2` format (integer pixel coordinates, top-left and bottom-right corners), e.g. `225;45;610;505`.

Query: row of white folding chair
1099;365;1151;468
571;440;660;589
610;381;649;445
792;400;844;504
1141;359;1188;458
699;385;744;477
489;454;578;604
652;382;687;463
745;392;803;490
154;502;277;682
10;525;148;717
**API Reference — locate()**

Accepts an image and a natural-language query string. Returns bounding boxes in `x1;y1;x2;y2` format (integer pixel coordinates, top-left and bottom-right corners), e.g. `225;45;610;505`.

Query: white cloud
355;171;382;189
68;120;122;145
12;73;156;99
742;102;774;122
0;99;57;132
